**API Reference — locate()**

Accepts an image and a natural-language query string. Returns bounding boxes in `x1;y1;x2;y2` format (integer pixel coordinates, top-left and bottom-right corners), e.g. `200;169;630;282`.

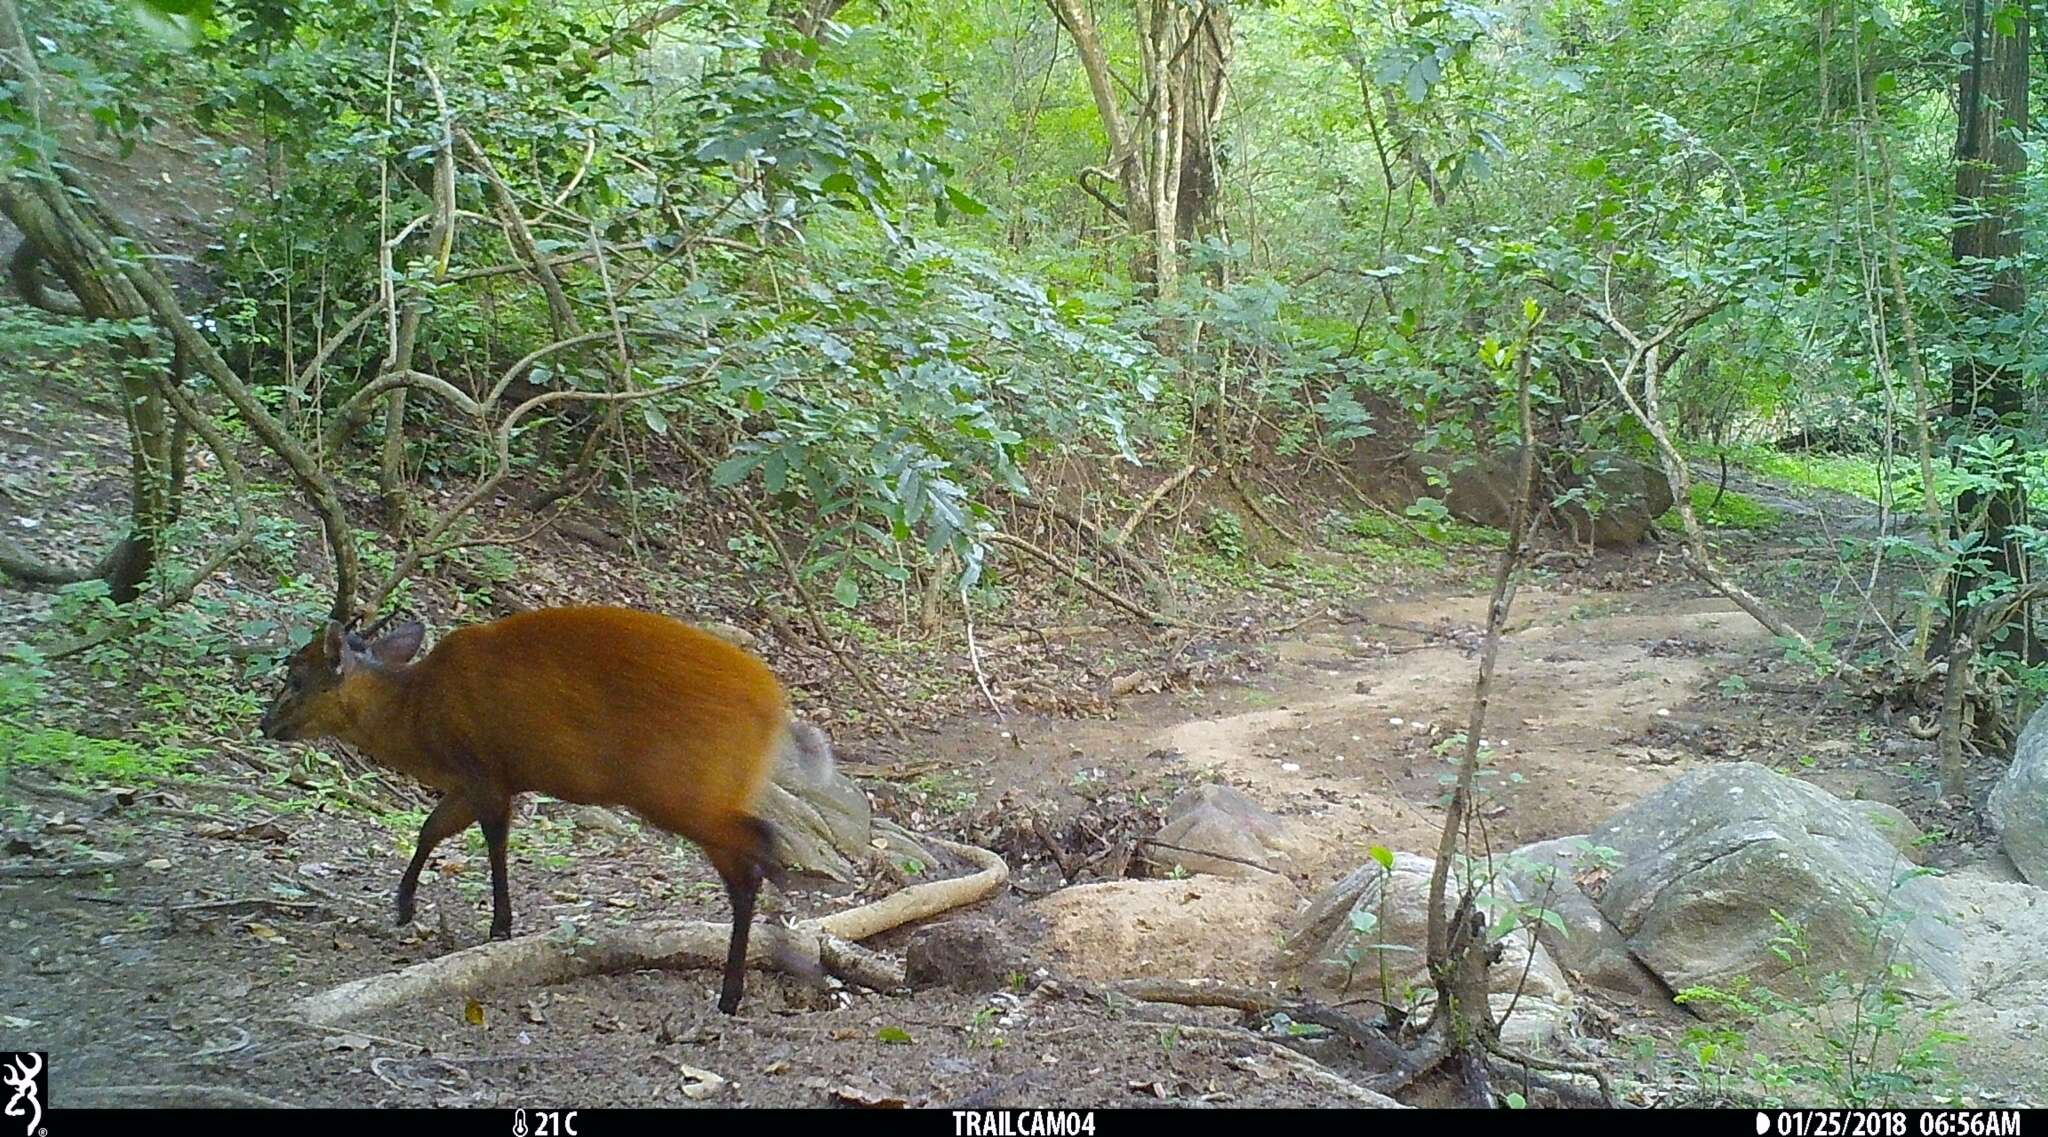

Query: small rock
903;919;1021;994
696;622;761;650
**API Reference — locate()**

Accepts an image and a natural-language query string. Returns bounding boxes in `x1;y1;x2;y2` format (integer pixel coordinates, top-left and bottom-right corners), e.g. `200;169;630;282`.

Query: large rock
1928;871;2048;1100
1149;784;1301;879
1989;704;2048;886
755;726;938;882
1589;762;1965;1010
1281;851;1573;1048
1503;837;1667;998
1410;447;1673;548
1845;800;1926;865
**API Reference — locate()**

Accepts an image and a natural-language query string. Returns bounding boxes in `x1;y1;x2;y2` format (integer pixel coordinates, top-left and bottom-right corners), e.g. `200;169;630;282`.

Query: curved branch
363;369;716;613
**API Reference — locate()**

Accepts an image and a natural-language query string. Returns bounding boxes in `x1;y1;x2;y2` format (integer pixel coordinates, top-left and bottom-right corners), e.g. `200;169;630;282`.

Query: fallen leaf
464;999;485;1027
245;922;285;944
876;1026;913;1044
144;858;171;870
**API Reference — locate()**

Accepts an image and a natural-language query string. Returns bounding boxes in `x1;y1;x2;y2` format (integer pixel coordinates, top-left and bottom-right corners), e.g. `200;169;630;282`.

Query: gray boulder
1282;851;1573;1048
1845;800;1927;865
1149;784;1299;879
756;727;936;882
1589;763;1964;1011
1409;447;1673;548
1988;703;2048;886
1503;836;1666;998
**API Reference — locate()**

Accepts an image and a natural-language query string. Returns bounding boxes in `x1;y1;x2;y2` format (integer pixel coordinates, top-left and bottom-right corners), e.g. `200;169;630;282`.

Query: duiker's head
259;618;425;742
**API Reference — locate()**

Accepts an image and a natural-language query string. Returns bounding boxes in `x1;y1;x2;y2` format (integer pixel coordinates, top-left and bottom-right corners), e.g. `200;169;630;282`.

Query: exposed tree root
1105;978;1410;1074
1483;1037;1616;1107
290;836;1006;1026
803;835;1008;940
1116;462;1202;544
988;532;1212;629
1224;468;1306;544
1003;493;1176;612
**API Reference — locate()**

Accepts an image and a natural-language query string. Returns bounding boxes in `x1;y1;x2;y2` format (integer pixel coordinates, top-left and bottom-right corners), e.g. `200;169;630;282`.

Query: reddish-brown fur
259;606;807;1014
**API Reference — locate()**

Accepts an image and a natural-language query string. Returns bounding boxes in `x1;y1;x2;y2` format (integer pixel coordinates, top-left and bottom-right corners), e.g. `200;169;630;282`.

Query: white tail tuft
781;719;836;786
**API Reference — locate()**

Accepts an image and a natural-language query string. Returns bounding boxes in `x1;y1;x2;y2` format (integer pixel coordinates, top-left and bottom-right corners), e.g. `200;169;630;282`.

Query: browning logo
1;1053;42;1137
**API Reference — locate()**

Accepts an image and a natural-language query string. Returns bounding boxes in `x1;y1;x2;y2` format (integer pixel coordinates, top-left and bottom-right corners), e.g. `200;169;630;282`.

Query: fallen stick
290;836;1007;1026
1116;463;1202;545
0;856;131;879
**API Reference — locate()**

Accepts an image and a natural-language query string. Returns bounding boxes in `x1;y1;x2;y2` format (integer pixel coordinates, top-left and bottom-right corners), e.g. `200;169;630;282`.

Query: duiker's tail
780;719;836;786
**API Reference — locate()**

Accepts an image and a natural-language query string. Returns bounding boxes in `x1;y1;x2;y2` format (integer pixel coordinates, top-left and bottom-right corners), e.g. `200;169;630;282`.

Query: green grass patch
1661;484;1779;532
0;721;200;785
1348;509;1508;549
1709;445;1942;507
1322;509;1507;570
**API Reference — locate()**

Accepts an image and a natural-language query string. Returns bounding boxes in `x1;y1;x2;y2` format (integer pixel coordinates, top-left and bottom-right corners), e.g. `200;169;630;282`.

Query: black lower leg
398;794;477;926
718;866;761;1015
480;803;514;940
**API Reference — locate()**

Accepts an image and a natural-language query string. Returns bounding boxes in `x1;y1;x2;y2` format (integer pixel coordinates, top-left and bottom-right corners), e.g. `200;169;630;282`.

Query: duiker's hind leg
705;818;774;1015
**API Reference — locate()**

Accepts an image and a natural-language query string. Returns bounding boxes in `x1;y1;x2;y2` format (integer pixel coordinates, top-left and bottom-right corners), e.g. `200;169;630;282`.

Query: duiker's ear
369;620;427;666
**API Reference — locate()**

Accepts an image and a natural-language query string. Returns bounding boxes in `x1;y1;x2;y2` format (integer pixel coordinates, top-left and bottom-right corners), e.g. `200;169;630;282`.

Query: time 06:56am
1765;1111;2022;1137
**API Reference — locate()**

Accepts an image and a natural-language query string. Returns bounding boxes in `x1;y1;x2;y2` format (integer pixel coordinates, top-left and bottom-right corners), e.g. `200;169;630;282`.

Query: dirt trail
974;577;1777;885
1159;589;1773;876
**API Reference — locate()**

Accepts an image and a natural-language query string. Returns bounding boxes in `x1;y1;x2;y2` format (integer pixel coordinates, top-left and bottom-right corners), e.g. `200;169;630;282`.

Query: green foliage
1674;909;1964;1107
1721;446;1939;508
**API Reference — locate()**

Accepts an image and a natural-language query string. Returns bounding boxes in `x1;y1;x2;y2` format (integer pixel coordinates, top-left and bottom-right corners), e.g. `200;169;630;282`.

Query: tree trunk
0;10;171;604
1;0;360;618
1945;0;2031;657
1174;3;1231;251
1047;0;1230;297
764;0;852;71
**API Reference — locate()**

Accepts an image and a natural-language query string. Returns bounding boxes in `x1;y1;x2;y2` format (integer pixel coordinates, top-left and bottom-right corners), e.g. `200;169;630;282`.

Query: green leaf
1368;845;1395;871
711;452;764;487
831;572;860;609
944;185;989;217
877;1026;912;1044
